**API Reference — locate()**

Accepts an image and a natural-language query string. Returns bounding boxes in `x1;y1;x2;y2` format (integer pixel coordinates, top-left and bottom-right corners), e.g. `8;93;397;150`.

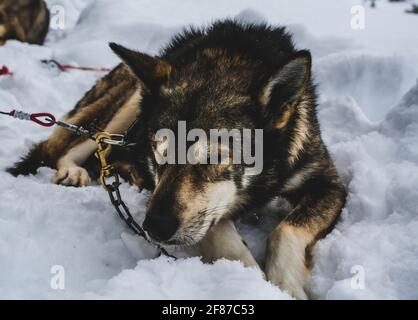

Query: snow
1;0;418;299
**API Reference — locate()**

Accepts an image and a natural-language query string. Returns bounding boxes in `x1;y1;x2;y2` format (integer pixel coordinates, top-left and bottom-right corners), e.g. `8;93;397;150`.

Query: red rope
1;109;55;127
30;112;56;127
1;61;111;77
57;64;111;72
0;65;13;76
44;60;111;73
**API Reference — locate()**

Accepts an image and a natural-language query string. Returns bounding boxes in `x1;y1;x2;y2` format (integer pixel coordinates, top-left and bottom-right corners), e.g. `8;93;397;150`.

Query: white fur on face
172;180;238;245
205;180;237;218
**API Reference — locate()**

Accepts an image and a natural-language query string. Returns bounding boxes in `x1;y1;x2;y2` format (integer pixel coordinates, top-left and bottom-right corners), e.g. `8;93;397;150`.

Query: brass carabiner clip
95;132;118;192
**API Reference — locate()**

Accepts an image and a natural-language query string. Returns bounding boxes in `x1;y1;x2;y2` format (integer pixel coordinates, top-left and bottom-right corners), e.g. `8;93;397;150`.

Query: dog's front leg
265;183;346;300
53;87;142;187
53;139;96;187
197;219;261;271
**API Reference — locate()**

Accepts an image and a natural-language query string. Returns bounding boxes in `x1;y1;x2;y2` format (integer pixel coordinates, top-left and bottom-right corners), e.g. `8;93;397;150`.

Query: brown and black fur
8;21;346;299
7;64;151;187
0;0;49;46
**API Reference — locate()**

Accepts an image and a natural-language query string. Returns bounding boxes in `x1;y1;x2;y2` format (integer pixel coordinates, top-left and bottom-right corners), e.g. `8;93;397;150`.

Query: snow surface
1;0;418;299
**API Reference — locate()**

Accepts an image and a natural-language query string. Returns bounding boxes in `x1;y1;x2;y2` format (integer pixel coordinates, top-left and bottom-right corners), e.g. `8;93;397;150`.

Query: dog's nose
143;213;179;242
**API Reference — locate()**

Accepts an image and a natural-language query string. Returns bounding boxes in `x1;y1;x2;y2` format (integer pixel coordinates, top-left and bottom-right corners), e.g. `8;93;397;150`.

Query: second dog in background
0;0;49;46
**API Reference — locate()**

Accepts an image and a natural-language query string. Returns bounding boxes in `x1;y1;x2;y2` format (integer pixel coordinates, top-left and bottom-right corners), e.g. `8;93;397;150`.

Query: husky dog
0;0;49;46
8;21;346;299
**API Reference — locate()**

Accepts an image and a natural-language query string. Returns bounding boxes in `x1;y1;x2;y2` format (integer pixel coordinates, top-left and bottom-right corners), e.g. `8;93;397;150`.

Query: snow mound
311;81;418;299
86;257;291;300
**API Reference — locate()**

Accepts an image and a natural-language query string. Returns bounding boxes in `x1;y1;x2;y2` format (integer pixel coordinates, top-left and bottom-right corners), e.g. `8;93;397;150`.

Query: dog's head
110;42;311;245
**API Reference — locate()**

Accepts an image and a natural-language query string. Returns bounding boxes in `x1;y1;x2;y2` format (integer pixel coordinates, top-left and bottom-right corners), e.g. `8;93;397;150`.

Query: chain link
95;133;176;259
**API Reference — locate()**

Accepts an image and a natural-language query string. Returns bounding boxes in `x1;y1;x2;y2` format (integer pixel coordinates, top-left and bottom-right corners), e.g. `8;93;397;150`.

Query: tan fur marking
265;223;314;300
0;25;6;37
53;139;96;186
47;75;139;159
275;107;294;129
167;178;237;244
153;60;172;79
60;139;96;166
43;116;74;158
202;48;224;59
53;88;141;187
161;81;188;95
259;86;273;107
70;81;137;127
288;99;310;165
281;163;319;193
177;177;203;222
198;219;261;270
103;88;141;133
74;64;134;110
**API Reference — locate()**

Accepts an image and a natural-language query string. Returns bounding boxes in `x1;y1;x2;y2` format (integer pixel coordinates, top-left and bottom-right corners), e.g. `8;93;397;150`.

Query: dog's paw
280;283;308;300
52;166;91;187
266;266;309;300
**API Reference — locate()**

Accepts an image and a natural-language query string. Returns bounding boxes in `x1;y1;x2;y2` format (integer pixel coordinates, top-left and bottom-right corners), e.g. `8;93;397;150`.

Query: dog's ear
109;42;172;90
259;50;311;107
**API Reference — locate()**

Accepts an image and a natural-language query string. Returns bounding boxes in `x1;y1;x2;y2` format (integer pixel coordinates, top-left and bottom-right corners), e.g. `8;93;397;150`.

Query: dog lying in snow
0;0;49;46
8;21;346;299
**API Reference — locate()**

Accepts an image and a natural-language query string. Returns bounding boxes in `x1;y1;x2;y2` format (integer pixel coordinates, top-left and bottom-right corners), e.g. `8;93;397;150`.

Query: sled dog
8;21;346;299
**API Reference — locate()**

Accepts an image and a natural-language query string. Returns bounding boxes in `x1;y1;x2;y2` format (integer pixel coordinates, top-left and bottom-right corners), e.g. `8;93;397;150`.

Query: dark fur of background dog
0;0;49;45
